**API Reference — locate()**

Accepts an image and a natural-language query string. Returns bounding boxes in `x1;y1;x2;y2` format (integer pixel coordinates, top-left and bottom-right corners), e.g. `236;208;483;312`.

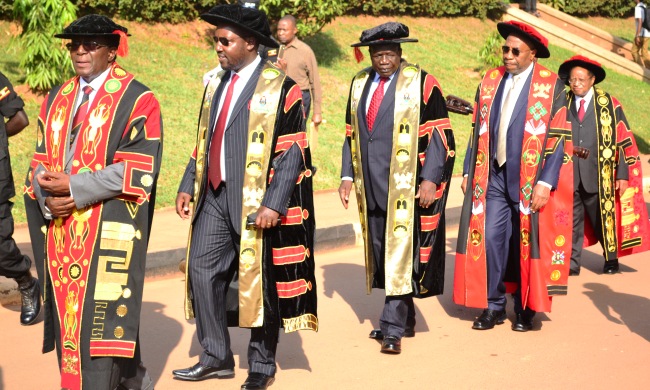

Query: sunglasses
66;41;107;52
501;46;530;57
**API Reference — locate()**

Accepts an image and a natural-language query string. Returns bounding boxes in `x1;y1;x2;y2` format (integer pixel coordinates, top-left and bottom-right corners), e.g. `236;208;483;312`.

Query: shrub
540;0;635;18
13;0;76;91
477;31;503;75
352;0;505;19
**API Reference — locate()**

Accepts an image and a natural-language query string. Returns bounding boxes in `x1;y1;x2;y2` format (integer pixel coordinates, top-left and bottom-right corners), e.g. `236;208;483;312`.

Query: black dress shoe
16;273;41;326
241;372;274;390
472;309;506;330
380;336;401;354
569;269;580;276
603;259;619;274
172;362;234;381
369;327;415;340
512;312;535;332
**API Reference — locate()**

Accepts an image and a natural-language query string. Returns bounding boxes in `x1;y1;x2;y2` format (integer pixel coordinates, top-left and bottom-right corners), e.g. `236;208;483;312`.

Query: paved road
2;230;650;389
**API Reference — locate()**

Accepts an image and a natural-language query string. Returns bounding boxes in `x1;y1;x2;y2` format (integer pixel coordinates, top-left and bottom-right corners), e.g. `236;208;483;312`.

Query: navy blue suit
463;68;566;312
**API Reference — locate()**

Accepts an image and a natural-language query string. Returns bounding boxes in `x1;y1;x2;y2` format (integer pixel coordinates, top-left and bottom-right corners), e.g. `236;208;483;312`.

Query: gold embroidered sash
350;63;422;296
184;68;226;320
238;64;284;327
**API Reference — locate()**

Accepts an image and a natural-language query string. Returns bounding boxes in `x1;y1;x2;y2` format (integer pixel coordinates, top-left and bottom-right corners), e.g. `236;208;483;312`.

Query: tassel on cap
114;30;129;57
354;47;364;63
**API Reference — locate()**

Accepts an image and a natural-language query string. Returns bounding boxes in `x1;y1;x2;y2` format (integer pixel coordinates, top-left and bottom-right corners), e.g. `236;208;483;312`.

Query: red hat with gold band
497;20;550;59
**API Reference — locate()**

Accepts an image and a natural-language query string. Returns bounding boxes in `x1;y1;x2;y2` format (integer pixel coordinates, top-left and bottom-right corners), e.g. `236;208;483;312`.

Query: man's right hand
461;176;468;195
338;180;352;209
45;196;76;218
176;192;192;220
635;36;642;47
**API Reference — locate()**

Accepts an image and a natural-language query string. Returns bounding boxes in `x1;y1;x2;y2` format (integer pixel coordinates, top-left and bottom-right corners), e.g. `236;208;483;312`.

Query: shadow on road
583;282;650;342
139;301;183;385
185;321;312;372
321;261;431;333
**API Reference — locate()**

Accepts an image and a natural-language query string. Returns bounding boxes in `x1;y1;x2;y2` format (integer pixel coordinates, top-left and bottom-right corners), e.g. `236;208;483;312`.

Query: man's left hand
255;206;281;230
415;180;437;208
530;183;551;212
275;58;288;73
37;171;71;196
616;179;629;194
312;113;322;127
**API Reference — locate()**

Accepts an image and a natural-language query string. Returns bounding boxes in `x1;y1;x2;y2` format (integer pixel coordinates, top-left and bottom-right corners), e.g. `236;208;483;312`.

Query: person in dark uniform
0;71;41;326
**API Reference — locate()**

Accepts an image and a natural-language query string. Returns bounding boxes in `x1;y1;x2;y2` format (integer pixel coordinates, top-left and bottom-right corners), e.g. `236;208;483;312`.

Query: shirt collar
79;66;112;92
233;55;262;83
373;70;397;82
509;61;534;83
576;87;594;103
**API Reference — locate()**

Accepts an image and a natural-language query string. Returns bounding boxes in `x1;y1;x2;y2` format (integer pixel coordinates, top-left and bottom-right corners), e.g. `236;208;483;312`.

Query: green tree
13;0;77;92
261;0;350;37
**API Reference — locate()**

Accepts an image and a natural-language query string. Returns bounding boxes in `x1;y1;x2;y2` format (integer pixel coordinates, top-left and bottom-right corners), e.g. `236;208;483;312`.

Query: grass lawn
2;16;649;223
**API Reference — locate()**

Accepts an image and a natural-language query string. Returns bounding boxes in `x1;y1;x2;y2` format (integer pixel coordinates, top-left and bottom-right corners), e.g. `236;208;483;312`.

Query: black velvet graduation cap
351;22;418;48
55;14;130;56
201;4;278;48
350;22;417;63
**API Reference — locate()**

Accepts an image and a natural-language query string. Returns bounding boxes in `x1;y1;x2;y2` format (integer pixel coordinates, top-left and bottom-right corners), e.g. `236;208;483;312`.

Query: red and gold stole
456;64;573;311
42;63;133;390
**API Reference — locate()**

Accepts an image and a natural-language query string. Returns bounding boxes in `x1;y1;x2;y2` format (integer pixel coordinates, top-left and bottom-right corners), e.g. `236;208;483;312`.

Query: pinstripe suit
178;60;303;376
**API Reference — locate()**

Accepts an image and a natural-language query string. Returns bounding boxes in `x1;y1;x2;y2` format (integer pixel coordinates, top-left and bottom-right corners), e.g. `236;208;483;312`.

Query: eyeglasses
568;77;593;85
213;36;243;47
501;46;530;57
66;41;107;52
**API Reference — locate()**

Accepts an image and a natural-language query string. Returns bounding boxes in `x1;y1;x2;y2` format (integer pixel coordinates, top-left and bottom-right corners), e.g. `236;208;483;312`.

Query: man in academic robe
454;21;573;332
558;55;650;275
339;22;455;355
24;14;162;390
172;5;317;390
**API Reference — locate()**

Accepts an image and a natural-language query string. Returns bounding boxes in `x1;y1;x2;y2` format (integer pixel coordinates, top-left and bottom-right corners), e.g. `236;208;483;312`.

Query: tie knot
379;76;389;83
82;85;93;95
579;99;585;107
231;73;239;84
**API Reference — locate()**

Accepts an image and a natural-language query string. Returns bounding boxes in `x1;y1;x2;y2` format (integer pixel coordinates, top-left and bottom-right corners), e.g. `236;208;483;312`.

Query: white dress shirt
213;55;262;181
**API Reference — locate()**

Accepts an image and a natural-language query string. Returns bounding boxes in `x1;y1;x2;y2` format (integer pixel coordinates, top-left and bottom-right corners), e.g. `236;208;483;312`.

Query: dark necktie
367;76;388;131
71;85;93;145
577;99;585;122
208;73;239;189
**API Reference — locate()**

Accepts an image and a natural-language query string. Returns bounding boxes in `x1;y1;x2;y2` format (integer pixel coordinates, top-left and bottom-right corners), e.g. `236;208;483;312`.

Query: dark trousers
571;183;616;271
524;0;537;12
189;183;278;376
367;209;415;339
485;163;526;312
0;201;31;279
301;90;311;122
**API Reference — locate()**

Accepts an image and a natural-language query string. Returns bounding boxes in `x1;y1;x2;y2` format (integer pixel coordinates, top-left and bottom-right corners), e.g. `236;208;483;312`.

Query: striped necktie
208;73;239;189
367;76;388;131
71;85;93;145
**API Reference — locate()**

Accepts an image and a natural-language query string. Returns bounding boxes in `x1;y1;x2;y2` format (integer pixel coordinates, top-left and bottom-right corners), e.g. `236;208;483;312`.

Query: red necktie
577;99;585;122
367;77;388;131
71;85;93;144
208;73;239;189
